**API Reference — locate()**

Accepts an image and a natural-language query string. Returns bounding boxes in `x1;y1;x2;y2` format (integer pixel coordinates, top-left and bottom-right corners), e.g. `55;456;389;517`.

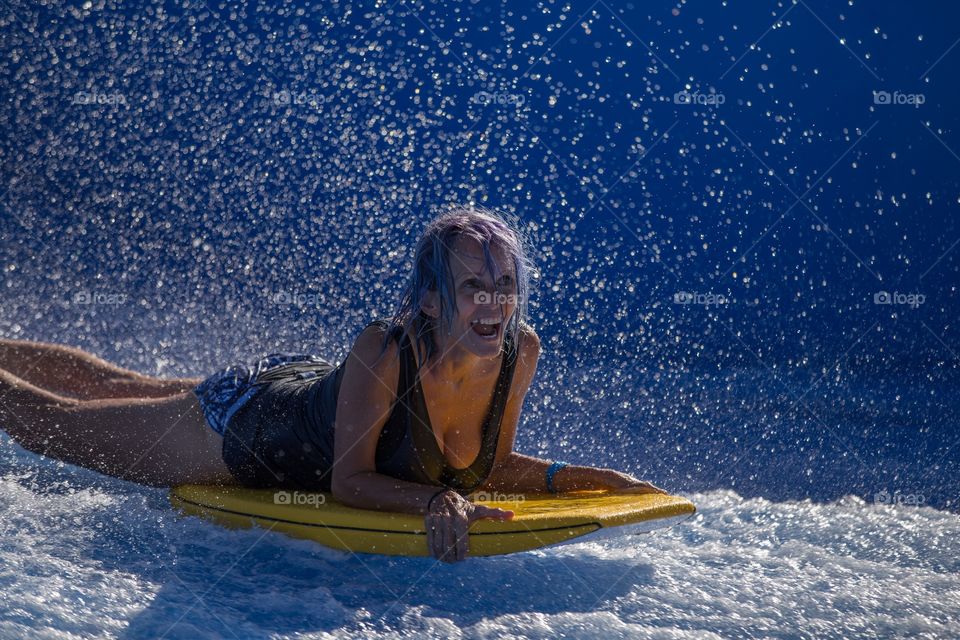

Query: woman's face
428;235;518;359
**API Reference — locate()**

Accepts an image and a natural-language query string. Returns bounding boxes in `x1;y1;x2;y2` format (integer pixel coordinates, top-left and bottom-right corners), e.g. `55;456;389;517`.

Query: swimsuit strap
366;317;520;493
436;327;519;491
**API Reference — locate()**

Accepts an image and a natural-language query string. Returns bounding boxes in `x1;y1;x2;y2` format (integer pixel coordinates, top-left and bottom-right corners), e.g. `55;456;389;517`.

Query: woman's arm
476;452;667;495
473;452;574;493
333;470;452;515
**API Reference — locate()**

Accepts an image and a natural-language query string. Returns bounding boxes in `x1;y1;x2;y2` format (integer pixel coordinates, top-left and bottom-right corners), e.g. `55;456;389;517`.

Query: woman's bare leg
0;367;235;487
0;338;202;400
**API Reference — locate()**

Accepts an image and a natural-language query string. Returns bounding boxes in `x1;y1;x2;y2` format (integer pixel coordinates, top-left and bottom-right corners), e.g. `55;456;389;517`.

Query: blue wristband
546;461;569;494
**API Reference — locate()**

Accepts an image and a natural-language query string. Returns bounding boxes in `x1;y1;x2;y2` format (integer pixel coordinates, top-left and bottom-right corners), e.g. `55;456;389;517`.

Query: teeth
472;317;500;325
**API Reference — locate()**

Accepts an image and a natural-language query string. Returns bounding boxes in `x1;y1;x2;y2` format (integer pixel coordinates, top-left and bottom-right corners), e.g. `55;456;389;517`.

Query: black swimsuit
221;318;519;495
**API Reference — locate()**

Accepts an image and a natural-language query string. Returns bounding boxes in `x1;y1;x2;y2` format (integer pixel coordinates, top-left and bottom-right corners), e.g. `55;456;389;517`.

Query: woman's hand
424;489;514;563
573;467;669;495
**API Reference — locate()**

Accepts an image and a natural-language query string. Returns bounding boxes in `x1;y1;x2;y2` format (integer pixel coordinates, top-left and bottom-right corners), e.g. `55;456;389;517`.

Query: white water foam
1;441;957;639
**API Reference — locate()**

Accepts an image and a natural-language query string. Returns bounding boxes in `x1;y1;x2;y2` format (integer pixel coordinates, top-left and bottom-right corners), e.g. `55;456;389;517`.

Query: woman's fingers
426;501;517;562
432;522;447;561
455;519;469;561
429;517;451;562
617;482;668;495
445;519;459;563
435;514;485;562
428;518;443;560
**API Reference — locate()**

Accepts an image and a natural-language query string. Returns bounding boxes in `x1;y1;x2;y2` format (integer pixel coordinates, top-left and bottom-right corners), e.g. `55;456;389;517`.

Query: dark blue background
2;1;957;509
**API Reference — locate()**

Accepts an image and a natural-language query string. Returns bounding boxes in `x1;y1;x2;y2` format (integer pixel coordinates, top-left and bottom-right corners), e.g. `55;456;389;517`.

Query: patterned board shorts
193;353;332;436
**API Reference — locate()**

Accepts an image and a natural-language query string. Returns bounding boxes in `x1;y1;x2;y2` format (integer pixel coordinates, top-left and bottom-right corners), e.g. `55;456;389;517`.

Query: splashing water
1;0;958;637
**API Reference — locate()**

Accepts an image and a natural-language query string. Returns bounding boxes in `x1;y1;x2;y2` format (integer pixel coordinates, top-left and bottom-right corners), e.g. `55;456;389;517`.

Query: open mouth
470;317;501;340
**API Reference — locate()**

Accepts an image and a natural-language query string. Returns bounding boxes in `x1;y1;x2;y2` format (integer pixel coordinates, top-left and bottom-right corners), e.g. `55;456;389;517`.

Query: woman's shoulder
515;320;541;353
347;319;402;378
506;320;540;374
516;319;538;339
362;316;403;331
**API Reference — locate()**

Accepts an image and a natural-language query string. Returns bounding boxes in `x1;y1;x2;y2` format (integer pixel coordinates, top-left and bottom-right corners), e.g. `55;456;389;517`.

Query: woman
0;206;666;563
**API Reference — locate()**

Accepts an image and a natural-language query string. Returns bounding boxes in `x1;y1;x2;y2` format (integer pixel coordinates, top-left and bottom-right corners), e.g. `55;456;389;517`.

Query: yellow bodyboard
170;485;696;557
